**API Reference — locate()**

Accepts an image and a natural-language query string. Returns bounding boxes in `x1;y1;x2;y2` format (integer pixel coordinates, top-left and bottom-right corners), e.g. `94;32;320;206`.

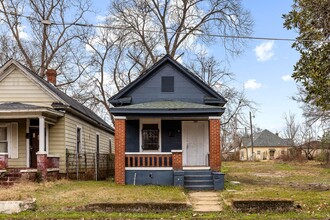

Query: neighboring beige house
240;129;290;160
0;59;114;180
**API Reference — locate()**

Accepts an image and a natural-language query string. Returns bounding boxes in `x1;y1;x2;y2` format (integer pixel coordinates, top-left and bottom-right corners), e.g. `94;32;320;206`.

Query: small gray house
109;55;227;190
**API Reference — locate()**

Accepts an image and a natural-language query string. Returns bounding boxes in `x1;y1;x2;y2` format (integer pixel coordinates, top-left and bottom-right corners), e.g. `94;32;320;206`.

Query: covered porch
0;102;63;180
114;114;223;189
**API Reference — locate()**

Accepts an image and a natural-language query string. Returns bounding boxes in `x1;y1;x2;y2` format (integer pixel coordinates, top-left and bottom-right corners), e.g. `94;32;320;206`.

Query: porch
0;103;64;180
114;116;224;190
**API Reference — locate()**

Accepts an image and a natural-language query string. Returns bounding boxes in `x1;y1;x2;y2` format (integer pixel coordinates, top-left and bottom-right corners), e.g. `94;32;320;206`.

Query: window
96;134;100;154
161;76;174;92
257;151;261;155
142;124;159;150
76;127;81;153
0;127;8;153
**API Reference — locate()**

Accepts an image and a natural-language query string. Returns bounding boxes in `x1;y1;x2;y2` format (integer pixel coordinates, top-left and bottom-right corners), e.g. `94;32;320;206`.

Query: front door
182;121;209;166
29;127;39;168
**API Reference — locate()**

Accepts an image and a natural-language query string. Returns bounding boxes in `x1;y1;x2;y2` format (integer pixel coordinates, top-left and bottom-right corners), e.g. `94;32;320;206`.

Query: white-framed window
76;126;82;153
140;119;161;152
0;126;8;153
0;123;18;158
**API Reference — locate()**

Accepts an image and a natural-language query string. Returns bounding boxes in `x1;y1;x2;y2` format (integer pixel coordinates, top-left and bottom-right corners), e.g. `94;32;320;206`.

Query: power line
1;9;329;43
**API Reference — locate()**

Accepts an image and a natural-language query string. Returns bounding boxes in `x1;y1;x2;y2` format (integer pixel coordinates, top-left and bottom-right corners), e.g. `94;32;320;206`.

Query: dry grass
222;161;330;219
0;179;186;211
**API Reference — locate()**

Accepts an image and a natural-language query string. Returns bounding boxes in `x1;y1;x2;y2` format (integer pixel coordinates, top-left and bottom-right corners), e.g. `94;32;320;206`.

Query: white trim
47;154;60;157
45;123;49;154
26;119;30;168
125;152;172;155
171;150;182;153
47;168;60;172
39;116;45;153
114;116;126;120
125;167;173;171
20;169;38;173
0;170;6;173
0;153;8;156
0;123;12;157
0;109;64;117
139;118;161;152
208;116;221;120
183;166;210;170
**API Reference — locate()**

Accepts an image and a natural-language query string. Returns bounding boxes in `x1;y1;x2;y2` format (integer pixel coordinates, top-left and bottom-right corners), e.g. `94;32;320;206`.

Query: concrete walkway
188;191;222;212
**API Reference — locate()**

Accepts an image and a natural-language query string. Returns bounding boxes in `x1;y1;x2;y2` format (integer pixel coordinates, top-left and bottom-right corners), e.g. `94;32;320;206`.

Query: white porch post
38;116;46;153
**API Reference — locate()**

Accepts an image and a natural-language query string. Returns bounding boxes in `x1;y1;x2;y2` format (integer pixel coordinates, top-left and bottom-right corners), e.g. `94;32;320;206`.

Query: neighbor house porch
0;103;63;180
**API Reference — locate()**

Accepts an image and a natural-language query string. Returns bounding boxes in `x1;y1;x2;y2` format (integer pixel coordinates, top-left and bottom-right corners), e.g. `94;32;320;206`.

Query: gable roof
243;129;290;147
0;59;113;133
108;55;227;106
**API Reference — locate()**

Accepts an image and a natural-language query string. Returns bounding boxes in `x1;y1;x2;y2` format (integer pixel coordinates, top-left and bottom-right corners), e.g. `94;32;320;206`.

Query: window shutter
10;123;18;159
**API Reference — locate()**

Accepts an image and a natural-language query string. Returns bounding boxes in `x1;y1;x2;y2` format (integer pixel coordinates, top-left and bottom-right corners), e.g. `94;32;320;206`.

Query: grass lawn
0;161;329;219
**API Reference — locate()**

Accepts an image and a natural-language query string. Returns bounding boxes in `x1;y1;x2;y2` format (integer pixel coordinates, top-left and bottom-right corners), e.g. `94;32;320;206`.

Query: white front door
182;121;209;166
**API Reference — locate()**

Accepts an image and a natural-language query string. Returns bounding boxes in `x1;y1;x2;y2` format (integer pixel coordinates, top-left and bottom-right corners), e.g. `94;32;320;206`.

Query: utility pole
249;111;254;160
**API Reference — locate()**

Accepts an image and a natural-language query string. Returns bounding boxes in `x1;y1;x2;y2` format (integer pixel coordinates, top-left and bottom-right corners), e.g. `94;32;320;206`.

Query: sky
92;0;303;135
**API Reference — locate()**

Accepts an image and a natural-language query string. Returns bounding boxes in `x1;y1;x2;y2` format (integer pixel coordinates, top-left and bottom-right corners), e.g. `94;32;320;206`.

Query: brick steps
0;171;22;186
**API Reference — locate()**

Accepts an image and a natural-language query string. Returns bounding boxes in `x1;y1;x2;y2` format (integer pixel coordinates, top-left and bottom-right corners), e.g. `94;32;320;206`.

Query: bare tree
188;51;256;153
297;122;320;160
0;0;91;82
282;112;300;147
109;0;253;70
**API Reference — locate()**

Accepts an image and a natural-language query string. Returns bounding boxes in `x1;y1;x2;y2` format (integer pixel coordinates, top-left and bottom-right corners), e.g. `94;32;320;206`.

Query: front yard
0;161;329;219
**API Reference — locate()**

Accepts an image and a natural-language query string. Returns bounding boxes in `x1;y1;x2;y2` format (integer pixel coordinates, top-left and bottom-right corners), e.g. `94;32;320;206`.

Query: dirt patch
232;199;294;212
74;202;190;212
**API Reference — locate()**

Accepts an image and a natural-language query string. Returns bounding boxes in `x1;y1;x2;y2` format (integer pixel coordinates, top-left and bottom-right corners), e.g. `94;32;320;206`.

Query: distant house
0;60;114;181
296;140;330;160
240;129;290;160
109;55;227;190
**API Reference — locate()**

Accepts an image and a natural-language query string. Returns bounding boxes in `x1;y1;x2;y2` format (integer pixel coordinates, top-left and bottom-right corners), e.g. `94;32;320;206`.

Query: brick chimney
46;69;57;86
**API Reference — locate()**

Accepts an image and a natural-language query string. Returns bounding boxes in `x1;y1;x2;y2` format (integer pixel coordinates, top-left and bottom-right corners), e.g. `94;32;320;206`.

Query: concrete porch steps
184;170;214;190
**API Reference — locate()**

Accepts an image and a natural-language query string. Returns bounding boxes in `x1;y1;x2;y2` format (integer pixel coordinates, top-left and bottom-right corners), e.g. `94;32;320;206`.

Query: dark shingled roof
0;102;44;110
1;60;113;133
243;129;290;147
110;101;225;115
116;101;221;109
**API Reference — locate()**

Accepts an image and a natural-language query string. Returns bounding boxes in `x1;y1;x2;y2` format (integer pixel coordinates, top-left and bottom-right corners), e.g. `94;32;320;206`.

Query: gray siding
127;63;209;104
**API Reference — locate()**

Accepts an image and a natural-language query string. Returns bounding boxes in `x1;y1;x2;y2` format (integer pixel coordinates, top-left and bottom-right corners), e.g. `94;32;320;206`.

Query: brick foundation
114;118;126;185
37;153;48;180
209;119;221;171
0;153;8;169
172;150;183;170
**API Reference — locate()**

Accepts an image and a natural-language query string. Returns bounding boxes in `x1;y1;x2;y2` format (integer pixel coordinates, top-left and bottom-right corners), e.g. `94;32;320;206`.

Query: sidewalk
188;191;223;212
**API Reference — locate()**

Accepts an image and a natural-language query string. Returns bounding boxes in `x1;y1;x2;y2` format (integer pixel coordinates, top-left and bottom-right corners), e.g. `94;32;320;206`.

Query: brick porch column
114;116;126;185
171;150;183;170
0;153;8;169
209;117;221;171
37;152;48;180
